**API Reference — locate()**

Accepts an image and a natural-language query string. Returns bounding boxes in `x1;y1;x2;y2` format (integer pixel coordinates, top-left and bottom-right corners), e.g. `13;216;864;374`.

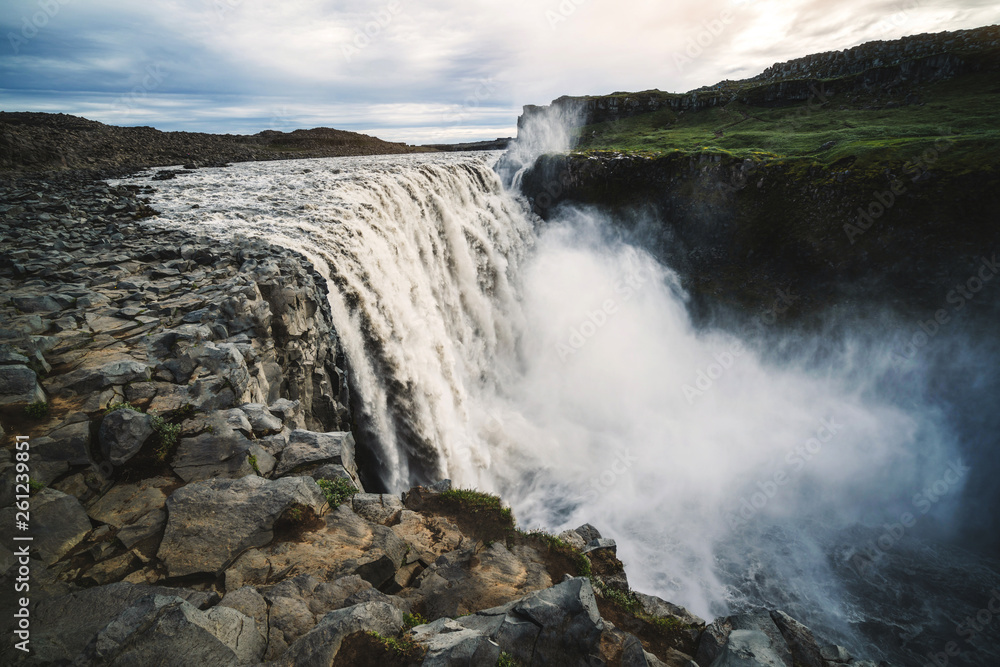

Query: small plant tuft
404;612;427;629
24;401;50;420
107;401;142;414
317;477;359;508
28;478;46;492
248;454;261;475
366;631;425;658
498;652;520;667
151;414;181;461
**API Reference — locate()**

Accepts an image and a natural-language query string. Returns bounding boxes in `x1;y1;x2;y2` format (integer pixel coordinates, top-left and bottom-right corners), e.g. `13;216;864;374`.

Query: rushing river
116;152;1000;665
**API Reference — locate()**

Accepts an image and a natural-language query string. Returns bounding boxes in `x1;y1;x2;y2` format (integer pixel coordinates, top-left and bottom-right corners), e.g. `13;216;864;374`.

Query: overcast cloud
1;0;997;143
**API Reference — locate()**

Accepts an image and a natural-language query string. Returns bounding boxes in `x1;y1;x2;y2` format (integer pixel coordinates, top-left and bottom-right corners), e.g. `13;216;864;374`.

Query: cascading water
121;151;1000;665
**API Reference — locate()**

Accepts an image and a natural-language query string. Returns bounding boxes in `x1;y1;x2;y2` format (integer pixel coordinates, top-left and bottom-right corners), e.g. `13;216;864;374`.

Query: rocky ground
0;112;434;174
0;171;888;665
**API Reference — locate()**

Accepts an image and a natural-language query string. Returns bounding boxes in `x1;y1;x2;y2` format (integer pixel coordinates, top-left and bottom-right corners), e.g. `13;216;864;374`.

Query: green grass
591;578;686;633
440;488;513;524
317;477;359;508
403;612;427;629
498;652;520;667
571;73;1000;174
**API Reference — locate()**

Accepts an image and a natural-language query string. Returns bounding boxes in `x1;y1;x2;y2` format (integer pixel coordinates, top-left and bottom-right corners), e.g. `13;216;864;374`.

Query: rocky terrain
0;171;890;665
0;113;433;174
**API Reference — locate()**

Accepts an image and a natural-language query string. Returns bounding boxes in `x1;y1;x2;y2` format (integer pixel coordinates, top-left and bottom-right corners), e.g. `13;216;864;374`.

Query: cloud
1;0;997;143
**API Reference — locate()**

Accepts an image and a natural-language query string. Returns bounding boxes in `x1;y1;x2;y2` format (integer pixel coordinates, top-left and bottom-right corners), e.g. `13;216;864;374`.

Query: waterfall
127;152;996;664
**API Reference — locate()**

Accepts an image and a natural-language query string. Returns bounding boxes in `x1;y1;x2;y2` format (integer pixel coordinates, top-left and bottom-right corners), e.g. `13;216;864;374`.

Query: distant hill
0;112;433;173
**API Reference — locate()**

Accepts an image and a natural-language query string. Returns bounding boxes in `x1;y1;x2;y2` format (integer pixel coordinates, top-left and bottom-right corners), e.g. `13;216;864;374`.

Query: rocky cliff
517;25;1000;129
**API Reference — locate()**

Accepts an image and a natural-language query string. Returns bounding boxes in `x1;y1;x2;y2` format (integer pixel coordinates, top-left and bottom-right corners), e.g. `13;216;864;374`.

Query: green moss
24;401;50;420
316;477;359;508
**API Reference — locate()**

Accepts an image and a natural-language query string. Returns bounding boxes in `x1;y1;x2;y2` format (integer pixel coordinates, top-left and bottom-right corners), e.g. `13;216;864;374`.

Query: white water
121;152;970;656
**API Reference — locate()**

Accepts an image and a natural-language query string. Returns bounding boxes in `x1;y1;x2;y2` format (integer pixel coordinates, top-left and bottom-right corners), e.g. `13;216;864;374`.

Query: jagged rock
350;492;403;524
404;541;553;620
696;613;796;667
218;585;269;633
275;429;356;478
0;582;217;665
76;594;266;665
634;592;705;644
769;610;824;667
157;475;326;577
259;574;387;658
388;509;464;565
268;398;301;425
87;476;174;548
0;487;91;565
170;409;257;482
33;419;92;466
413;577;604;666
46;357;151;394
270;601;404;667
415;619;501;666
10;294;63;313
583;537;618;554
819;644;852;663
0;363;45;405
99;408;155;465
238;402;283;435
710;629;786;667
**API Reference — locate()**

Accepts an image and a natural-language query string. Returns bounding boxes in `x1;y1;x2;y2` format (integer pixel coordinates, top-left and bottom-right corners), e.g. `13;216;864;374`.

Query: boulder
99;408;155;465
157;475;326;577
412;577;605;666
238;402;284;436
47;358;150;394
0;582;216;665
710;629;786;667
0;363;45;406
271;601;404;667
33;419;92;466
275;429;356;477
769;610;825;667
0;488;92;565
350;493;403;524
76;594;266;665
170;410;257;482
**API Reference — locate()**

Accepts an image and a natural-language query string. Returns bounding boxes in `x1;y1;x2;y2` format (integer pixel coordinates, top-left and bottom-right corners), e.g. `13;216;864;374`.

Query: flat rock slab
276;429;355;477
157;475;326;577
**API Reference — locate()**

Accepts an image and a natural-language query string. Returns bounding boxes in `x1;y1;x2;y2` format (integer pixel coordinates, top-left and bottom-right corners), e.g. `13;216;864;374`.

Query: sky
1;0;997;144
